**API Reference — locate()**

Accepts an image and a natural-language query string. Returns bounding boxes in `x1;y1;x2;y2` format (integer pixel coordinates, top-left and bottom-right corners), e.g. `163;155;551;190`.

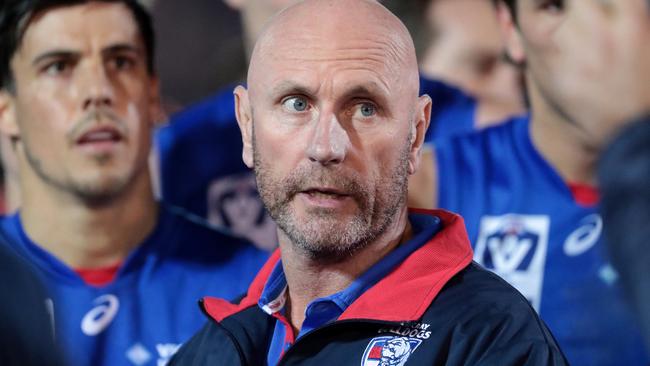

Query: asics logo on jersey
564;214;602;256
81;294;120;336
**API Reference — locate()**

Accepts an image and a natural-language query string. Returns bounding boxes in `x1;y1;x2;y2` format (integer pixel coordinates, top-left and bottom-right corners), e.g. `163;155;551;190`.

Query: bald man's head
233;0;431;261
248;0;420;101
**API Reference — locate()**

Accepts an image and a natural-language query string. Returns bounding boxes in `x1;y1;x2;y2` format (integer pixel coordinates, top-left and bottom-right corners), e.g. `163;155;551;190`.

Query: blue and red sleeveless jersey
0;205;269;366
434;115;649;364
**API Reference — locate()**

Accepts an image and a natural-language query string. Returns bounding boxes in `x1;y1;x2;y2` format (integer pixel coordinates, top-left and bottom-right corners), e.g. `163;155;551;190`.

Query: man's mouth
76;126;123;145
302;188;349;199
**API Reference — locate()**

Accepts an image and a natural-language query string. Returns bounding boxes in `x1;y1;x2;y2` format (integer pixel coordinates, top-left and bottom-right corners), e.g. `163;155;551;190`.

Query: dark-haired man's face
0;2;159;202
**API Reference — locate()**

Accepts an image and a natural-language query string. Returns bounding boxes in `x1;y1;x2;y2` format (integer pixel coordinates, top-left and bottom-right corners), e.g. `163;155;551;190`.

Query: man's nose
306;111;350;166
80;62;114;110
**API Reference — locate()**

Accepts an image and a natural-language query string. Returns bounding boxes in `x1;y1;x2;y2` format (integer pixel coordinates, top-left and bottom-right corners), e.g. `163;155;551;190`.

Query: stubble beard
24;145;134;206
22;109;136;206
253;129;411;263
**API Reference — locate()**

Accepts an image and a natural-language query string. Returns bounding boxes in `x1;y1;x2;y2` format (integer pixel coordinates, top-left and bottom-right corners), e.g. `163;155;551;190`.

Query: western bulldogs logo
474;215;550;311
361;336;422;366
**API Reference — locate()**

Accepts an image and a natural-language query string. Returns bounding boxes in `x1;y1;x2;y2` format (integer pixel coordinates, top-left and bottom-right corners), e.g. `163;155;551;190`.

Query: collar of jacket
202;209;473;323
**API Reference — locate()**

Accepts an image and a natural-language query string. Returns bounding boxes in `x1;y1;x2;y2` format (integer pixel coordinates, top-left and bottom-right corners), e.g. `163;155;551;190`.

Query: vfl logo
474;215;550;311
564;214;602;256
361;336;422;366
81;294;119;336
484;227;538;272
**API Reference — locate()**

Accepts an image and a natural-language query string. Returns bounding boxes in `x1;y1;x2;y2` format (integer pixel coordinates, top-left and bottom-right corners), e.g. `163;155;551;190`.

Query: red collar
567;183;600;207
203;209;473;323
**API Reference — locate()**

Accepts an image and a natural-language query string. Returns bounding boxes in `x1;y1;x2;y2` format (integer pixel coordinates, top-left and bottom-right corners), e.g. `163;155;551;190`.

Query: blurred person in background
155;0;298;252
407;0;649;363
386;0;526;140
419;0;525;125
556;0;650;356
0;1;267;365
0;235;65;366
600;119;650;355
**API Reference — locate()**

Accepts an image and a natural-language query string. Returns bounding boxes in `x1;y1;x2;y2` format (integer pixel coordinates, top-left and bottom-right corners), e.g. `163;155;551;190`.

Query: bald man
170;1;567;365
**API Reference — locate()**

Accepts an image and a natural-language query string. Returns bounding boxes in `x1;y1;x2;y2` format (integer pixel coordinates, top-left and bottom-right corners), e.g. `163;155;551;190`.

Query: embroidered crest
361;336;422;366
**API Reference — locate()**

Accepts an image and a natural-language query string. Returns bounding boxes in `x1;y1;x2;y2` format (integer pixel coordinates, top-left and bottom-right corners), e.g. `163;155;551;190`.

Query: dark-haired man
0;1;267;365
408;0;649;363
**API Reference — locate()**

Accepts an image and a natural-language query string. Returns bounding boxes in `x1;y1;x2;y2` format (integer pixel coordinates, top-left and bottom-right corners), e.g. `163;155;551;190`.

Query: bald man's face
235;0;430;260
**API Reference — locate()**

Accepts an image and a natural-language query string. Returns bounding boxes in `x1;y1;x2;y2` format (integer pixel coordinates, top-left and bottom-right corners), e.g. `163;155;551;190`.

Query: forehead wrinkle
259;41;406;91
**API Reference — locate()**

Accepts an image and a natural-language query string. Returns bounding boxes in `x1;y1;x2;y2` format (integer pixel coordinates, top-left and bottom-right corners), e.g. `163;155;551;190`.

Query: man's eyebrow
102;44;141;56
339;82;390;103
269;81;317;99
31;44;141;67
32;50;80;66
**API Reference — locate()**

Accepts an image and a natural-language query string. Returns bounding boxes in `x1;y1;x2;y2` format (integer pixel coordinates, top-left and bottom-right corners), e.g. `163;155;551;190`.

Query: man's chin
277;215;374;262
70;177;130;205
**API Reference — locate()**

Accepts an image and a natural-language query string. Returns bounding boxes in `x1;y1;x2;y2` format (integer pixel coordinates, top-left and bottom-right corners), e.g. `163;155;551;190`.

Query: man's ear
408;94;432;175
234;85;254;168
0;91;19;139
497;1;526;65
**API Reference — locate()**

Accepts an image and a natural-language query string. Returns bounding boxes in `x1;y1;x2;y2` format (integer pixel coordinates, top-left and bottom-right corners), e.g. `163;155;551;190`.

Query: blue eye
282;96;309;112
359;102;376;117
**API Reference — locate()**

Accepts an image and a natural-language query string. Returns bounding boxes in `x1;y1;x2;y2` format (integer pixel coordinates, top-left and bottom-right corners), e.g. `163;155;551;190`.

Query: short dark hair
0;0;155;91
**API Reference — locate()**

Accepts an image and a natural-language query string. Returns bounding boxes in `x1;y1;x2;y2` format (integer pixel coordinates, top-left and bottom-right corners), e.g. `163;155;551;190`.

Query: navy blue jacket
171;210;567;365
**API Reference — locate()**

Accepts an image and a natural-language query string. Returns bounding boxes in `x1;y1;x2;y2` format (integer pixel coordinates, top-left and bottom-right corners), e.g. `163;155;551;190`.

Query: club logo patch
361;336;422;366
474;214;550;311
